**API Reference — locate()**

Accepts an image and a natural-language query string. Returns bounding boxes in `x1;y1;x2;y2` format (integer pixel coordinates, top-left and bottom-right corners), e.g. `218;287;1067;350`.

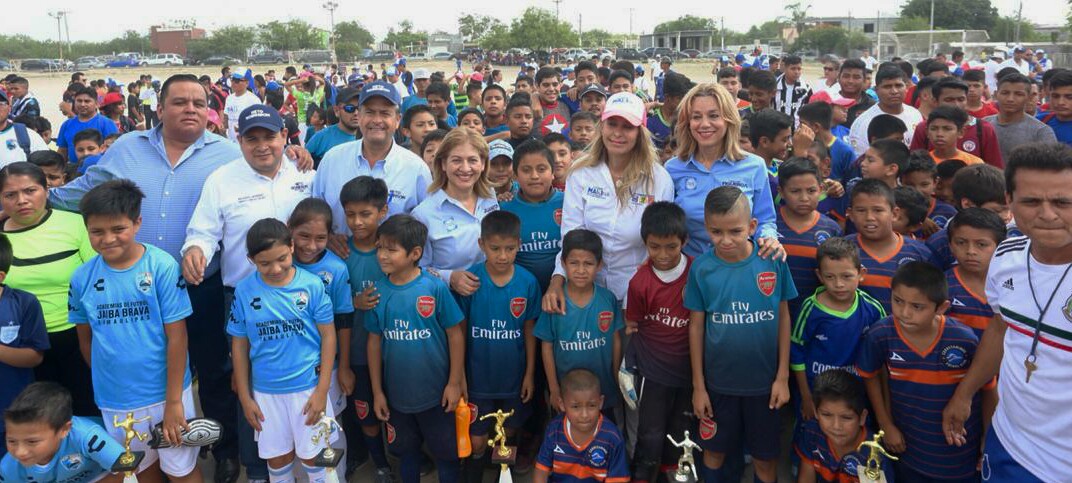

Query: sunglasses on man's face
342;104;359;114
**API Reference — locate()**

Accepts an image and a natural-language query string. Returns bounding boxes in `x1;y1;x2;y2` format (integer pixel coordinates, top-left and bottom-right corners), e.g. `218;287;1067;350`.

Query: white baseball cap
601;92;646;127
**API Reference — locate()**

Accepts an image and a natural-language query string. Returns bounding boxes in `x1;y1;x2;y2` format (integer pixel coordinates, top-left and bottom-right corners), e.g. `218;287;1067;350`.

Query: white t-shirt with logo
223;91;261;141
986;236;1072;480
847;103;923;156
0;123;48;168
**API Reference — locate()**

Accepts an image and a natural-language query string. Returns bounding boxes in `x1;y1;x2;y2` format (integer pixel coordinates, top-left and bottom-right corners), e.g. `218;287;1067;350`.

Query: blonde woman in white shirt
542;92;675;312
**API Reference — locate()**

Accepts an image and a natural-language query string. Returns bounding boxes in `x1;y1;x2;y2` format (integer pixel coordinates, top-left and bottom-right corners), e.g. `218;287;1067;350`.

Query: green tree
481;24;514;50
899;0;998;31
335;20;374;61
988;16;1047;43
894;16;932;32
384;20;427;51
653;15;716;33
783;2;811;35
259;20;322;51
790;26;847;55
510;7;577;49
458;14;504;43
105;30;150;54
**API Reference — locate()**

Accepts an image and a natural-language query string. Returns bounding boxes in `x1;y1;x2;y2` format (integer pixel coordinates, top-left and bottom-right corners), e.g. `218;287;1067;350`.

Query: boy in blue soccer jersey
857;262;994;482
684;186;796;483
791;238;886;421
339;176;392;480
229;219;337;483
0;234;49;457
926;164;1014;269
845;179;938;313
500;139;564;293
69;180;200;483
794;369;895;483
535;229;623;414
945;208;1006;337
533;369;629;483
776;158;842;320
458;210;542;482
899;152;957;238
365;214;465;483
1;383;126;483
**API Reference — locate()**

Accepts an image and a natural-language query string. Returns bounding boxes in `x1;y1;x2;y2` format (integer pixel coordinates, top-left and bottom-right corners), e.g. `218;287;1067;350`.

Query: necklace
1023;251;1072;383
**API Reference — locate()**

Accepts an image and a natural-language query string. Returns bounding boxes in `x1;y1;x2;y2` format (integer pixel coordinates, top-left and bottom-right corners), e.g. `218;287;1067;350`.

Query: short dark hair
574;61;598;77
73;86;97;100
560;368;600;397
481;210;521;240
962;70;986;83
749;109;792;147
704;185;750;216
662;72;694;99
816;237;861;269
287;197;333;233
425;82;451;101
1041;68;1065;88
0;162;47;190
340;176;389;209
851;178;896;208
778;157;823;187
875;64;906;85
513;139;554;171
535;67;560;85
894;60;914;80
160;74;205;104
70;72;84;82
797;102;832;130
952;164;1006;206
839;58;867;75
901;150;937;179
913;76;939;104
0;234;11;273
949;207;1007;244
570;110;599;126
505;92;533;116
403;104;435;129
996;66;1021;82
812;369;867;415
919;60;949;76
72;129;102;147
936;158;967;181
1006;143;1072;195
716;67;739;80
4;382;72;430
482;83;507;101
543;132;569;147
420;129;449;155
998;73;1033;89
783;54;802;66
928;105;969;129
79;179;144;223
932;78;968;100
866;114;908;142
894;186;930;227
28;150;67;171
892;261;948;306
376;214;427;256
465;81;483;97
869;139;910;173
514;75;534;86
608;70;634;86
457;108;484;125
748;70;777;93
246;218;292;258
640;201;688;243
561;228;603;263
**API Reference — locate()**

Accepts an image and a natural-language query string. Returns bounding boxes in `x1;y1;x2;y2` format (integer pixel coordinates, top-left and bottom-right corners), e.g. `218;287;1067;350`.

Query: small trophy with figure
310;412;344;483
856;430;899;483
111;412;150;483
665;431;702;482
479;409;516;483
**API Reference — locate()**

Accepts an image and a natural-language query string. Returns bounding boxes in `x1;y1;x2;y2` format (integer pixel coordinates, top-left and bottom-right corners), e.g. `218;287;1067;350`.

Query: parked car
74;56;99;70
0;59;11;70
645;47;678;60
107;55;141;68
143;53;185;66
701;50;731;59
562;48;590;61
681;49;702;59
200;55;242;66
364;50;396;62
615;48;647;61
249;50;287;64
431;52;453;60
407;52;427;60
295;50;333;64
19;59;57;71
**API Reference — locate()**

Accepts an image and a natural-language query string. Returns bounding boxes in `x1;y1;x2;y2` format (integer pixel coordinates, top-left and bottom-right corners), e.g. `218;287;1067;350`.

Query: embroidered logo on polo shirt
60;453;83;471
814;230;832;244
587;445;608;467
682;176;697;190
0;322;18;344
962;140;977;152
290;181;309;193
387;189;407;204
317;271;333;287
294;291;309;311
630;193;655;205
941;345;969;369
586;186;611;200
443;217;458;232
1063;295;1072;322
137;272;153;293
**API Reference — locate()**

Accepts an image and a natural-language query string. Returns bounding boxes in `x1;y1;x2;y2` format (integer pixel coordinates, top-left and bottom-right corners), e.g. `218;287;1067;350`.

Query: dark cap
237;104;284;135
579;83;608;99
358;81;401;107
337;86;361;104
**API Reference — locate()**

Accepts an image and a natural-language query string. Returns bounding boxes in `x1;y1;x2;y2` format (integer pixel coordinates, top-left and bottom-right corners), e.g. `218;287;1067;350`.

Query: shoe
374;467;398;483
213;457;240;483
419;455;435;476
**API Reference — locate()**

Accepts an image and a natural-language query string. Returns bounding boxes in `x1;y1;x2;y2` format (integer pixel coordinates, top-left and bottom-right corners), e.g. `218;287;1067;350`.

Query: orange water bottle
456;398;472;458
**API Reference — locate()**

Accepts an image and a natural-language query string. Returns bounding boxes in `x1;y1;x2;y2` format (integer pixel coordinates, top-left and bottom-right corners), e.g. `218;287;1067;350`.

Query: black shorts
385;404;458;461
697;390;781;461
349;365;377;426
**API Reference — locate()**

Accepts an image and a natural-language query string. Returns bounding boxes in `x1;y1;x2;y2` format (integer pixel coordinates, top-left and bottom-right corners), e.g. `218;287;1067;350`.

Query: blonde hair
568;120;660;206
429;127;493;199
674;83;747;162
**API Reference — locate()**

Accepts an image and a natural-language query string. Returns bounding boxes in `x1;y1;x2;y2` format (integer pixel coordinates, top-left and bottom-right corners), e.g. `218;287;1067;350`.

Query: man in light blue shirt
48;74;312;483
313;81;432;237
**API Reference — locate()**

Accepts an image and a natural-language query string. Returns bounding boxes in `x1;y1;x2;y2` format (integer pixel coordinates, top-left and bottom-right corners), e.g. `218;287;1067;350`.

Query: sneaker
374;468;398;483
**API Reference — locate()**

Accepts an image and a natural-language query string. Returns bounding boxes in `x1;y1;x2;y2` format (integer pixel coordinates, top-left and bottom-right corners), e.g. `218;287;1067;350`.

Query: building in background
150;25;206;56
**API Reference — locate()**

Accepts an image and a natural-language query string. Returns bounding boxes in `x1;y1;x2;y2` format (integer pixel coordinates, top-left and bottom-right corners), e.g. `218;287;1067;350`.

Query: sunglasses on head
342;104;359;113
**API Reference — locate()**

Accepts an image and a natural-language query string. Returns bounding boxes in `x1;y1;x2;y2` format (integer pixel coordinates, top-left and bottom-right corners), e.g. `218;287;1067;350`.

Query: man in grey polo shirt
983;72;1056;163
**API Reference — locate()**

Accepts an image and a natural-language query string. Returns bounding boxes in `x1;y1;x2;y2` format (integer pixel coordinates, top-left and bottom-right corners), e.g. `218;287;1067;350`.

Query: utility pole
721;17;725;50
62;12;71;51
48;11;65;59
322;1;338;63
876;10;881;58
629;8;635;36
553;0;563;21
928;0;935;56
578;14;583;48
1014;0;1023;43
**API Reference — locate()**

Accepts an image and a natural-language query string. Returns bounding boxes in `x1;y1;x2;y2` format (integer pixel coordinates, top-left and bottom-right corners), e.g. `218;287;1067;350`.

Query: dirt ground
14;59;826;131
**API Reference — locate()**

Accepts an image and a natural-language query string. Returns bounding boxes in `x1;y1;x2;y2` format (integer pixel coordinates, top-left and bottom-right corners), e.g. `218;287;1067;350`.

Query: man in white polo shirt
0;89;48;167
943;142;1072;482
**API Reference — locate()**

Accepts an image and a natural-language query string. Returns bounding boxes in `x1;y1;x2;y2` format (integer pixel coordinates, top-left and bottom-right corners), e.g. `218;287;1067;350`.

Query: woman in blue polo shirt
412;128;499;296
665;83;784;259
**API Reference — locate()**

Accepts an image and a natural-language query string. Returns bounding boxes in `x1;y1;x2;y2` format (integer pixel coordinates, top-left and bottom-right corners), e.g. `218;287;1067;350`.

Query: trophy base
490;446;517;465
665;468;697;483
313;448;344;468
856;467;888;483
113;451;146;473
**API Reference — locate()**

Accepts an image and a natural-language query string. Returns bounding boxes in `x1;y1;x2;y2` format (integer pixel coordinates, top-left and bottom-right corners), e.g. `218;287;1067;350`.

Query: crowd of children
2;46;1072;483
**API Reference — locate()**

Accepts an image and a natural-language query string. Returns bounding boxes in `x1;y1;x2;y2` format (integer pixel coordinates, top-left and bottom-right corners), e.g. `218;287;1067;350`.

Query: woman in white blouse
542;92;675;311
412;128;500;295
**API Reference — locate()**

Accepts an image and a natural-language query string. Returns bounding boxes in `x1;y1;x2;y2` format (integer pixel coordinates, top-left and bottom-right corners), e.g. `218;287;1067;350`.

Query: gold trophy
666;431;702;483
310;412;344;483
856;430;899;483
479;409;516;483
112;412;150;483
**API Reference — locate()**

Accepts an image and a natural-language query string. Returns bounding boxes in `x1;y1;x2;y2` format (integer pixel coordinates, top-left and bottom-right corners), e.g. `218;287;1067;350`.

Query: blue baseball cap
358;81;401;107
395;58;407;66
237;104;284;135
231;71;247;80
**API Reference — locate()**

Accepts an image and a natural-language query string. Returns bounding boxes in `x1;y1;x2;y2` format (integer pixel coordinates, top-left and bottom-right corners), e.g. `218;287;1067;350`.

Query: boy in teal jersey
535;229;623;414
366;215;465;483
684;186;796;483
69;180;199;482
500;139;564;293
339;176;392;479
2;383;126;483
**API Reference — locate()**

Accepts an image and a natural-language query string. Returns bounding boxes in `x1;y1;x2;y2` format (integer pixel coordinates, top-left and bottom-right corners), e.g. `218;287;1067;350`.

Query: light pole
322;1;339;63
48;11;65;60
928;0;935;56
